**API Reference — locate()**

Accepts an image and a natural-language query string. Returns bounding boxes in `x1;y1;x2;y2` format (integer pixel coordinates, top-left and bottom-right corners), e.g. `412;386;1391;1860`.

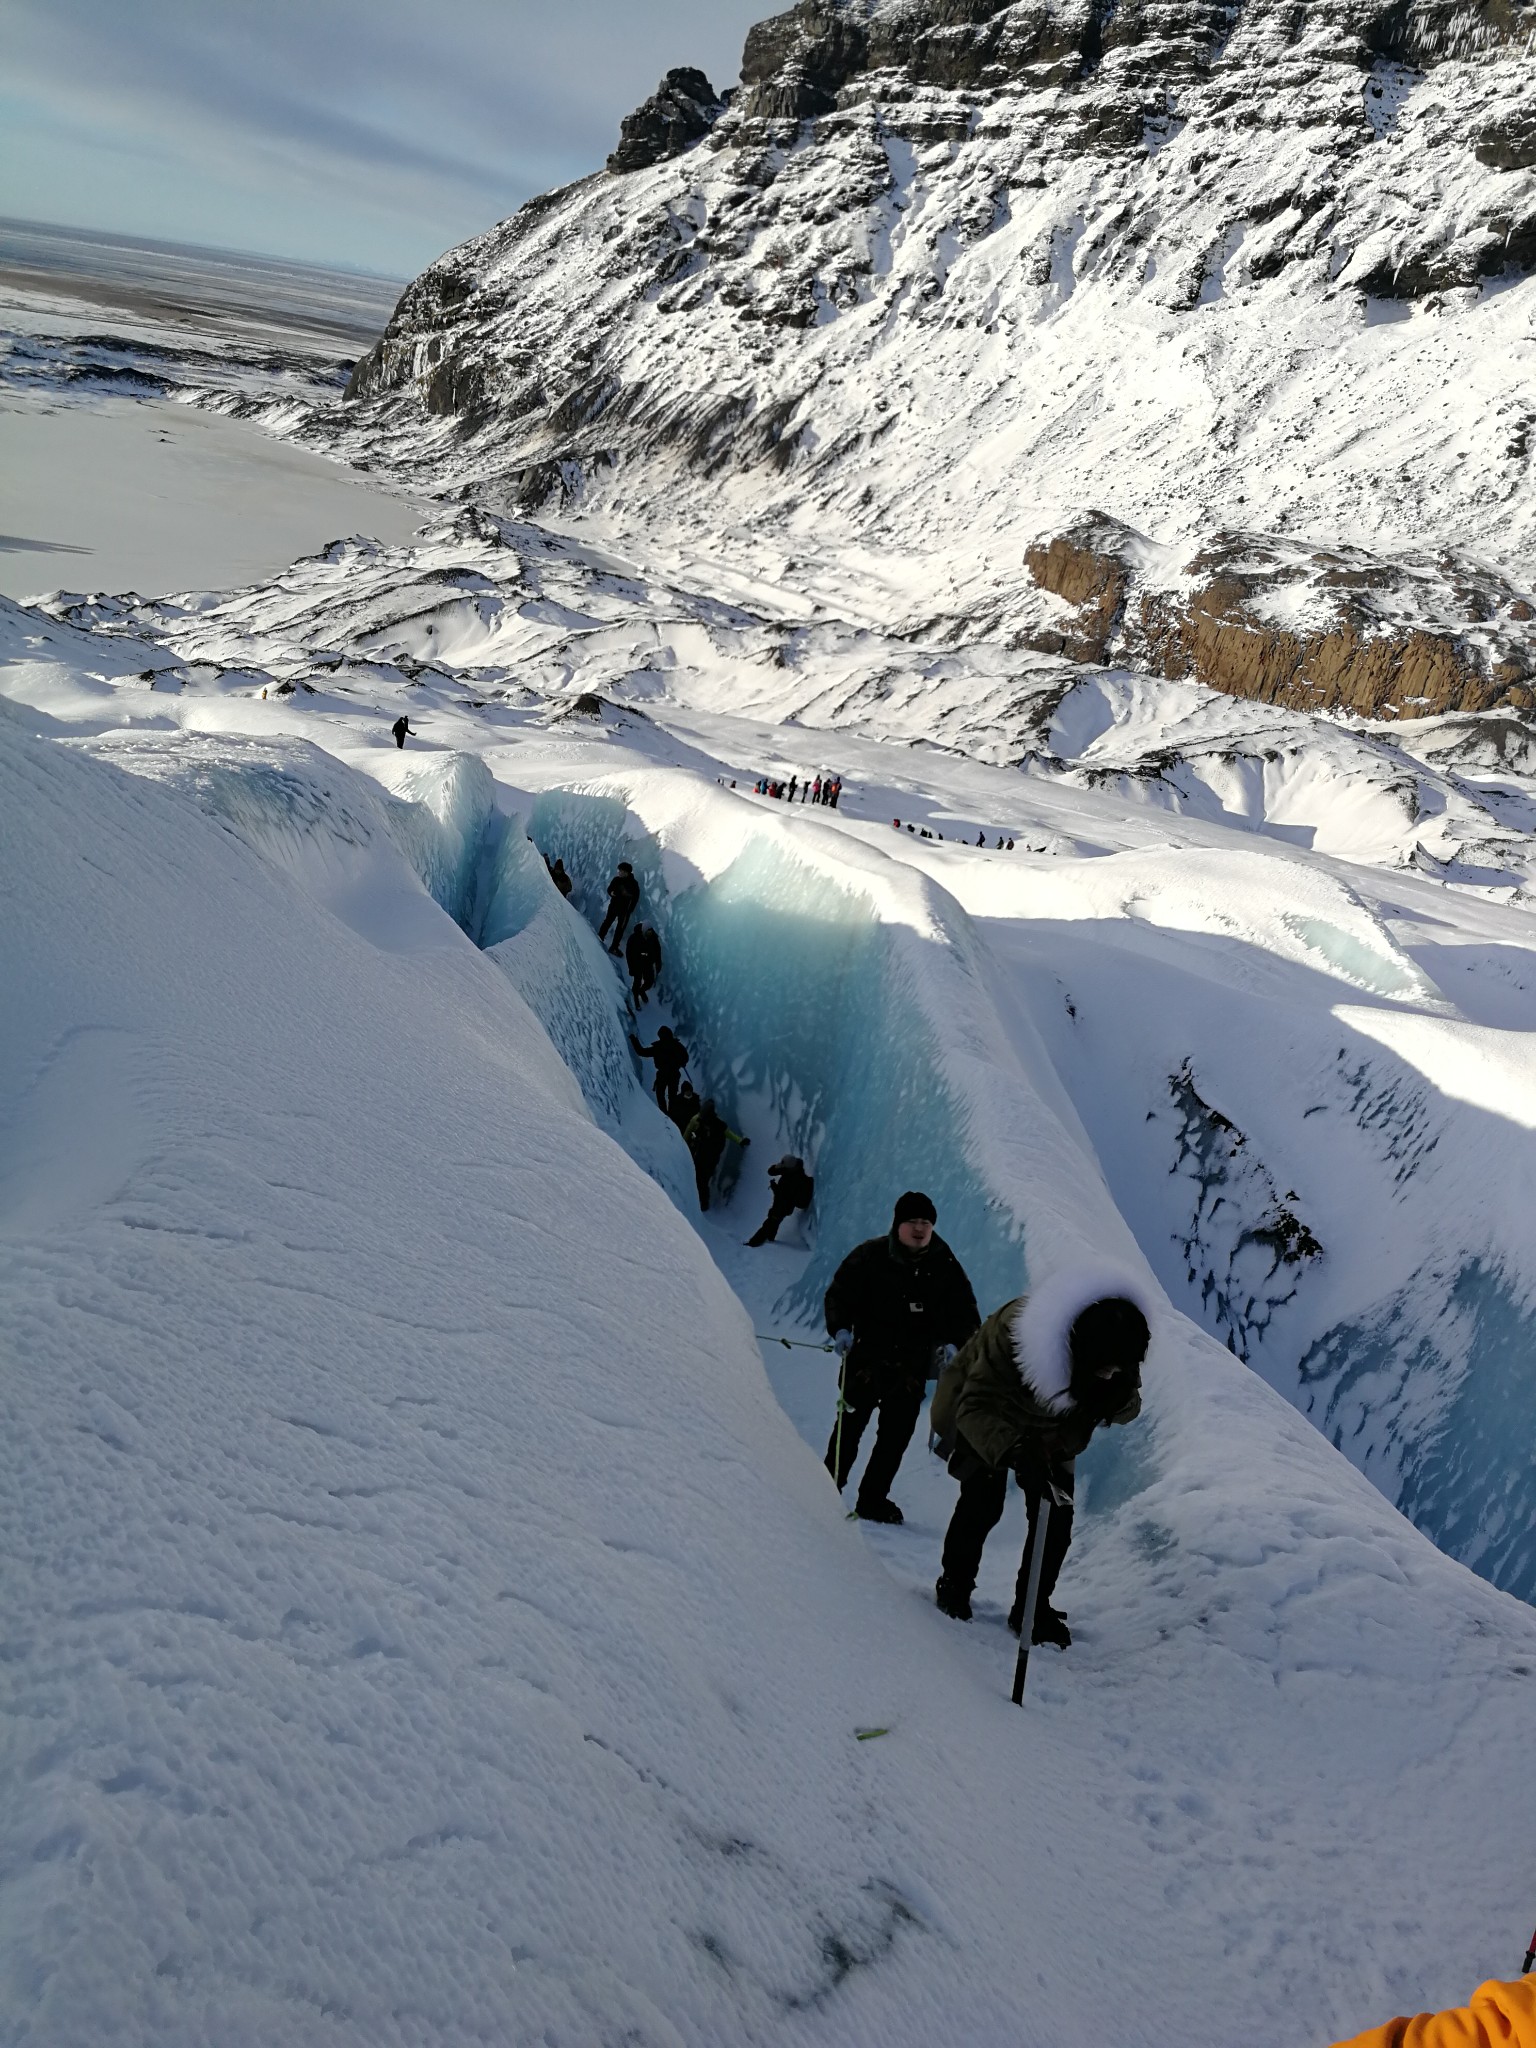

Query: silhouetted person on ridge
823;1192;980;1525
631;1025;688;1116
391;716;416;749
684;1098;749;1212
600;862;640;953
747;1155;814;1247
932;1274;1149;1642
546;856;573;898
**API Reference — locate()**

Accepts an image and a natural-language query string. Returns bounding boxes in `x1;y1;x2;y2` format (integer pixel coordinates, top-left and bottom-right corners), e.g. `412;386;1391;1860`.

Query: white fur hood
1010;1262;1155;1413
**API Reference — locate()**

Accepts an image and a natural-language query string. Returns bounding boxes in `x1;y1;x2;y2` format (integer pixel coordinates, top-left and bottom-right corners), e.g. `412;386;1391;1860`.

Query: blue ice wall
478;816;640;1134
386;754;497;929
527;794;1026;1326
1299;1261;1536;1604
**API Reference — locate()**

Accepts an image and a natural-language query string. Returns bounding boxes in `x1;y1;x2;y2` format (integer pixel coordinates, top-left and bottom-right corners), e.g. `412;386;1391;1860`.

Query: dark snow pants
824;1364;925;1509
600;902;635;953
653;1067;684;1118
939;1448;1075;1614
692;1142;725;1212
747;1189;800;1246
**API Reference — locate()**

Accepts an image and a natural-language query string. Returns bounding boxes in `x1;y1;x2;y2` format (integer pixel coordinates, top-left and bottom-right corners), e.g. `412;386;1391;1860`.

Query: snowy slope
39;514;1536;891
17;508;1536;1606
8;624;1536;2046
252;0;1536;717
8;11;1536;2029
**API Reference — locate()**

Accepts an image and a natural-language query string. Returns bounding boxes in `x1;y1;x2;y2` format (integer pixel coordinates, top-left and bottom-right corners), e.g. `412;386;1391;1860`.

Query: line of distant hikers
755;772;843;805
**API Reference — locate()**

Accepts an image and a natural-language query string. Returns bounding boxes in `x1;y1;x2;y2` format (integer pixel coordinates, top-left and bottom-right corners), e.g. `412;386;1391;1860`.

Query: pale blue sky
2;1;770;279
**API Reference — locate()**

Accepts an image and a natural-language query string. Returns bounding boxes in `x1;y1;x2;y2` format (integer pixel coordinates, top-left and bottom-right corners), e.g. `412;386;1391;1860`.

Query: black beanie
892;1190;937;1227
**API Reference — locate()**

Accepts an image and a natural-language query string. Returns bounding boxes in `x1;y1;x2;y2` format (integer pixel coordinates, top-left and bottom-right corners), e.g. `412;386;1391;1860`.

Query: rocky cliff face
334;0;1536;717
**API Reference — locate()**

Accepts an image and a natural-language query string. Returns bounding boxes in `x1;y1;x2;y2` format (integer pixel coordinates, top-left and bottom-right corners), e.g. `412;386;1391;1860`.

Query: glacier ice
526;793;1028;1324
478;809;695;1211
386;751;497;928
1300;1261;1536;1604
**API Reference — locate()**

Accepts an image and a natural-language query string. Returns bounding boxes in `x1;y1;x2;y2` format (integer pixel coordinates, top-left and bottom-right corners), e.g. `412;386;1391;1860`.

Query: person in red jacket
1330;1974;1536;2047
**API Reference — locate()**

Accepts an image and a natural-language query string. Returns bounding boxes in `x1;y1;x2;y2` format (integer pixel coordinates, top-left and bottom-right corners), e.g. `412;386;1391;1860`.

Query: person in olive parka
823;1191;980;1524
931;1263;1149;1642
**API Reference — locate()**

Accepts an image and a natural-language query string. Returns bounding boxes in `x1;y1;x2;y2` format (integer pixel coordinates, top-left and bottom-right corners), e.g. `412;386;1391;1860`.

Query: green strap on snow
854;1727;890;1741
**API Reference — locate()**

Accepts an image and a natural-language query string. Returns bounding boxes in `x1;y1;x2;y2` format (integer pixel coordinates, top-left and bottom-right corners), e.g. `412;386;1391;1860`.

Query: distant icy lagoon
0;394;429;602
0;216;426;601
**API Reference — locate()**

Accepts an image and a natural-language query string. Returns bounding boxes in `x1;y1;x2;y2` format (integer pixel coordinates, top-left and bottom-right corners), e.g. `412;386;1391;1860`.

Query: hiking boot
935;1578;972;1622
1032;1604;1072;1650
856;1497;904;1525
1008;1601;1071;1647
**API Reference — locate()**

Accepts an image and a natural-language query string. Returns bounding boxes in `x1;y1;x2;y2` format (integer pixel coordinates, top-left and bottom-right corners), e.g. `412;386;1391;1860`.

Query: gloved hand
1011;1444;1051;1495
832;1329;855;1357
935;1342;959;1370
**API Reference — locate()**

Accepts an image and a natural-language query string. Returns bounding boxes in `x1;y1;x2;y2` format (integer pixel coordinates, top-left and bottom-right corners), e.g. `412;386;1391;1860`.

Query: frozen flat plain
0;394;429;602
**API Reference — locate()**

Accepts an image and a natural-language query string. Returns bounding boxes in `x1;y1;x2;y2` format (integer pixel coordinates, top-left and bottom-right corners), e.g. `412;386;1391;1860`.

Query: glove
1011;1445;1051;1494
934;1342;959;1370
832;1329;854;1357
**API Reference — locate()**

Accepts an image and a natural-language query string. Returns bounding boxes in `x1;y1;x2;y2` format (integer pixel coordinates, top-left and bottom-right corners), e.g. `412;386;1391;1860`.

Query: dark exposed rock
608;68;728;174
1475;105;1536;169
1361;0;1535;67
741;3;870;117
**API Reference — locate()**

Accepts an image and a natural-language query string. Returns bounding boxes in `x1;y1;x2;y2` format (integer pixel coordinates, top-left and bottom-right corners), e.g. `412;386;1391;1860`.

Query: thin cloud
5;0;767;271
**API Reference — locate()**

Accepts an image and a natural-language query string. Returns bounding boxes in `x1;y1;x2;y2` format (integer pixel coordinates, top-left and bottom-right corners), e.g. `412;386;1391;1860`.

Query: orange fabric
1331;1977;1536;2048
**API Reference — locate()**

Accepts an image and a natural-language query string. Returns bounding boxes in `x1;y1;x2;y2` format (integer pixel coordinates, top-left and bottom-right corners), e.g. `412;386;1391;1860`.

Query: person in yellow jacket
1331;1974;1536;2047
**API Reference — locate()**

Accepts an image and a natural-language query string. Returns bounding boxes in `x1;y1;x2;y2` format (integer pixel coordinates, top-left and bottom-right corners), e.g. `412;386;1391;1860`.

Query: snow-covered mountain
320;0;1536;718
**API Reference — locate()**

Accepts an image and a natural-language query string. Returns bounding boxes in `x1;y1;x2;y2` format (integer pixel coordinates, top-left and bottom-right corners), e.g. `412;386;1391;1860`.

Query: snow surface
8;91;1536;2037
0;394;429;602
8;566;1536;2042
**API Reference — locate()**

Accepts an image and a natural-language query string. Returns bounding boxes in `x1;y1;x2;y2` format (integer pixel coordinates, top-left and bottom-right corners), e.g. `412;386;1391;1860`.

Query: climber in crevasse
625;923;661;1005
747;1155;814;1247
684;1098;749;1212
599;861;640;953
668;1078;701;1134
823;1192;979;1526
630;1024;688;1116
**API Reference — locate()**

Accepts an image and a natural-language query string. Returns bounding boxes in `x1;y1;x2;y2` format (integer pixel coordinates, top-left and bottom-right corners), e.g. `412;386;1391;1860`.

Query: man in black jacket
630;1025;688;1116
823;1191;980;1524
599;862;640;953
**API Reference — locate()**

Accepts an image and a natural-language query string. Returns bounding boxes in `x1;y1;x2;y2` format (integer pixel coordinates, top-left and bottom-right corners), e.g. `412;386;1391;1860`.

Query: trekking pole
832;1355;848;1485
754;1333;834;1351
1011;1495;1051;1706
1523;1919;1536;1974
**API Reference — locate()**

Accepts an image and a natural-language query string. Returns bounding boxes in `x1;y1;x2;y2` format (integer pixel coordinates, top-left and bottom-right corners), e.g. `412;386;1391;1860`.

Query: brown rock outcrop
1021;519;1536;718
